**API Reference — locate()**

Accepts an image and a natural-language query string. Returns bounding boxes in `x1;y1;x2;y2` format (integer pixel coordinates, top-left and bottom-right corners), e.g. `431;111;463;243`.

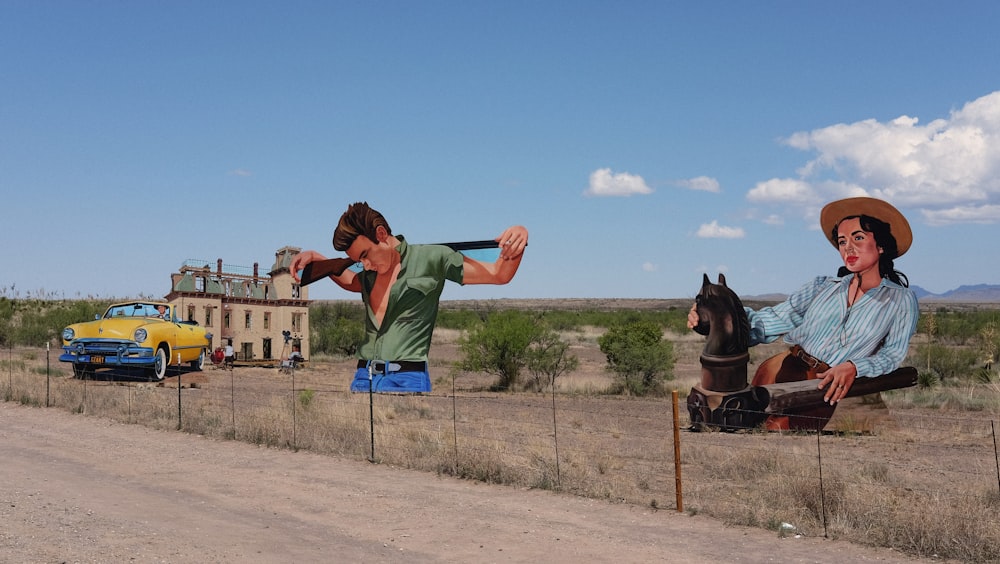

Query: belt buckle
370;360;401;374
794;347;820;370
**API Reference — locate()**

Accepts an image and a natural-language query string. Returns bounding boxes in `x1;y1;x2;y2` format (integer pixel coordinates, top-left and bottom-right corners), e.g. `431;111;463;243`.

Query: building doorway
240;342;253;362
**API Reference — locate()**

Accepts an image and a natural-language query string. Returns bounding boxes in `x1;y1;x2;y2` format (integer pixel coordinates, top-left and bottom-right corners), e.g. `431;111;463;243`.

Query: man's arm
462;225;528;285
290;250;360;292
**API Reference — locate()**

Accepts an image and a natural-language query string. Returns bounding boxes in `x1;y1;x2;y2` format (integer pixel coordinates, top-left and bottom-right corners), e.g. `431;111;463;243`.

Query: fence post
451;371;458;473
46;342;51;407
671;390;683;512
816;422;828;538
177;353;182;430
550;373;561;486
992;420;999;496
230;365;236;439
368;365;376;462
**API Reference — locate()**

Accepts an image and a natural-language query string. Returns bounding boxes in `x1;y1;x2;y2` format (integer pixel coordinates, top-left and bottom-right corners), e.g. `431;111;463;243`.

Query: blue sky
3;1;1000;302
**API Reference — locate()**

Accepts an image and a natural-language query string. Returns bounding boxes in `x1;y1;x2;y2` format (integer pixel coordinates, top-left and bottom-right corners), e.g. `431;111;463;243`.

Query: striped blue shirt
746;275;919;378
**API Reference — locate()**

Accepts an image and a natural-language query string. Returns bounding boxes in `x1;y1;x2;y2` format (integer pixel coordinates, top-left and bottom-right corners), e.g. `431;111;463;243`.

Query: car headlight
62;328;75;341
134;328;148;343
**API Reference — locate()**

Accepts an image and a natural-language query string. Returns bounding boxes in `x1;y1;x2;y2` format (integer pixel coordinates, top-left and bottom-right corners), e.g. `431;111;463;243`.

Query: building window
292;284;300;299
224;311;231;330
187;305;195;323
291;312;302;332
263;312;271;330
195;276;205;292
245;311;252;330
205;307;213;327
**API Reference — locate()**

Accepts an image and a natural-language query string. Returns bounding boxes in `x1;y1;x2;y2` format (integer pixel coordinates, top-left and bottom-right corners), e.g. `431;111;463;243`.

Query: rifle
298;240;506;286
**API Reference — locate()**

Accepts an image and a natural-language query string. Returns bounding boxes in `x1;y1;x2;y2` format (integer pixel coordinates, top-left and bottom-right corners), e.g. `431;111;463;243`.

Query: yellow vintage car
60;301;212;380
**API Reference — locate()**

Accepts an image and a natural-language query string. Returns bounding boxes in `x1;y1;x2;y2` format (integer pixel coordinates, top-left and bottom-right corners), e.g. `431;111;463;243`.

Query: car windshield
104;303;168;319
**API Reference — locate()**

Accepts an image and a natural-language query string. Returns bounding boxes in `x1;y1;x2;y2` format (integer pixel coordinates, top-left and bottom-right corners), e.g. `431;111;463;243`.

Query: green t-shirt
355;236;464;362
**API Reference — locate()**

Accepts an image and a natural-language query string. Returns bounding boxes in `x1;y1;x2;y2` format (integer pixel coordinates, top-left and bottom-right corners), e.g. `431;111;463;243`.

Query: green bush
917;370;940;389
0;299;107;347
597;320;674;396
309;302;365;356
915;343;980;382
524;329;579;392
458;310;543;391
298;388;315;408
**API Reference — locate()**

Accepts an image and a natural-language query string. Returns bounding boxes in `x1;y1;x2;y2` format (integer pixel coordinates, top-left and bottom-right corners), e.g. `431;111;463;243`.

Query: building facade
165;246;310;363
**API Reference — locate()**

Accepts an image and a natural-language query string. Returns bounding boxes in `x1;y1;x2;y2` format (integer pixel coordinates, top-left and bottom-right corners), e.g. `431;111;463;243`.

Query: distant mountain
745;284;1000;303
916;284;1000;302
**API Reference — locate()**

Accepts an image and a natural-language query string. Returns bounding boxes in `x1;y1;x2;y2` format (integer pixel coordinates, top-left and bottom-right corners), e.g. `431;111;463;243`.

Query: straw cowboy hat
820;197;912;257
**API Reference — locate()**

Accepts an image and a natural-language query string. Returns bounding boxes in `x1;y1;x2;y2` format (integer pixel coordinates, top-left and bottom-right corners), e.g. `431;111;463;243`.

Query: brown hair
332;202;392;251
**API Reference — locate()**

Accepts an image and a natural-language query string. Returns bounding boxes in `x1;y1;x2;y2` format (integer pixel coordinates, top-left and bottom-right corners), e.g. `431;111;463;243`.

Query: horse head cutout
694;273;750;359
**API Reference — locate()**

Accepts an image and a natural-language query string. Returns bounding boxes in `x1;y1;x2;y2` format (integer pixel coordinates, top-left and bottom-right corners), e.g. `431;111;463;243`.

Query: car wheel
190;349;205;371
150;347;168;381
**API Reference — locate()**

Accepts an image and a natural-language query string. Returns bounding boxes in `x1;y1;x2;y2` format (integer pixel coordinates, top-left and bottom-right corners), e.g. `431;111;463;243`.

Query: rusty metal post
177;352;182;430
992;420;999;496
671;390;683;512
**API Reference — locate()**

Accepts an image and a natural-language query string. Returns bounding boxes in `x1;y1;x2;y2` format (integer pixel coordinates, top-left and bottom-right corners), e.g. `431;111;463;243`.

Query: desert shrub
441;305;687;334
0;299;108;347
0;298;14;346
975;367;995;384
298;388;315;408
524;329;579;392
310;302;365;356
914;343;980;382
436;308;489;330
916;370;940;389
598;320;674;396
458;310;543;391
313;322;364;356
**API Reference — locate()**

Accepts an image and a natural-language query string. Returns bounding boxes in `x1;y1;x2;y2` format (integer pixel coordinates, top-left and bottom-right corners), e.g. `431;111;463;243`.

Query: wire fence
5;344;1000;561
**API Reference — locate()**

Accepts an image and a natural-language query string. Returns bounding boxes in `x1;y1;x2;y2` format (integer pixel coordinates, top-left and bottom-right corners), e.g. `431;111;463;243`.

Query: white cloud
228;169;253;177
771;91;1000;224
746;178;815;203
584;168;653;197
762;214;784;226
676;176;720;193
922;204;1000;226
696;220;745;239
641;262;658;272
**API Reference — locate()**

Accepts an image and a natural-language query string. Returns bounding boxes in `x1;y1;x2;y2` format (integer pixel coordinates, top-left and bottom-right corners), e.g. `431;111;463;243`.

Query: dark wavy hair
332;202;393;251
831;214;909;287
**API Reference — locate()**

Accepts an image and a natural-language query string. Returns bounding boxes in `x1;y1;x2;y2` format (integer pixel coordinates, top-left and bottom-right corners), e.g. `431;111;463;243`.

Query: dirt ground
1;403;934;564
3;381;941;564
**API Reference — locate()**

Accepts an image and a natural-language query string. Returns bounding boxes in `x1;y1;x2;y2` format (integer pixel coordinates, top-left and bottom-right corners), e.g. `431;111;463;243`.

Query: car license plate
91;355;104;363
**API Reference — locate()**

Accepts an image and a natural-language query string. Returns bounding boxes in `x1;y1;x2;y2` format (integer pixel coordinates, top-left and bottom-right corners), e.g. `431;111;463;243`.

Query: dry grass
4;342;1000;562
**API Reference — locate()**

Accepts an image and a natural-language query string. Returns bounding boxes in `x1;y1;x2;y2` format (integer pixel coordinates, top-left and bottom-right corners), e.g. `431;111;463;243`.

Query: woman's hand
818;361;858;404
496;225;528;260
686;303;699;330
289;250;327;283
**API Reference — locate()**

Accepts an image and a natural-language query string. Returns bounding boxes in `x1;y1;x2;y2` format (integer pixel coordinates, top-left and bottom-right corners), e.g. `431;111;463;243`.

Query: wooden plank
764;367;917;413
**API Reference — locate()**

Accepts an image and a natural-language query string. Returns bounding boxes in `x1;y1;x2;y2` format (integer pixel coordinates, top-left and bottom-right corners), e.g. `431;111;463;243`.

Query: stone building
165;246;310;363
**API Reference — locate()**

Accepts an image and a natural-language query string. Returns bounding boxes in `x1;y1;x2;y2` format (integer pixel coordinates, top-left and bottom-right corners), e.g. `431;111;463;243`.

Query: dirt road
1;403;928;563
